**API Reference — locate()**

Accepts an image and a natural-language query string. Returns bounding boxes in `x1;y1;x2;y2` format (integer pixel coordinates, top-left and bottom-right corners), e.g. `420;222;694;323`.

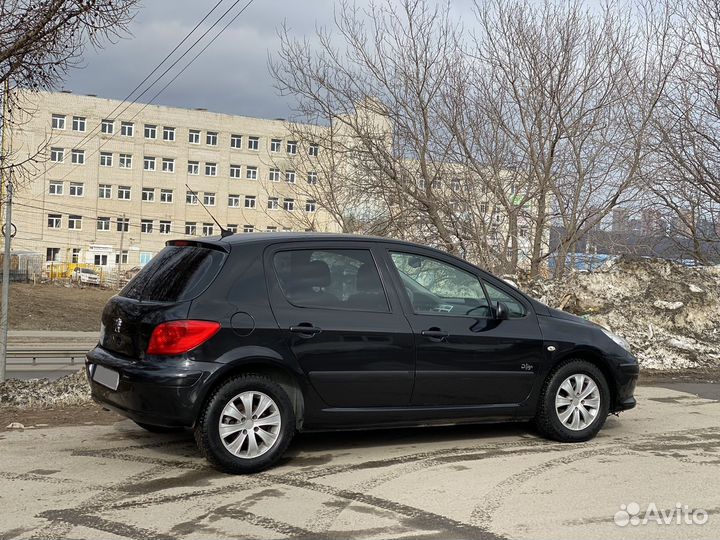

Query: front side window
273;249;388;311
483;281;526;318
389;252;490;317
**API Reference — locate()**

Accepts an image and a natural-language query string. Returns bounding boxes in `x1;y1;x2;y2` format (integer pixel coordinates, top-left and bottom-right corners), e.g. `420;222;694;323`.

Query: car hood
545;306;598;328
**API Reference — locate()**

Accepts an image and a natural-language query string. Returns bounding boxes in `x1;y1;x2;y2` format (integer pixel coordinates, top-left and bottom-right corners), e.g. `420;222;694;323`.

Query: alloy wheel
218;391;282;458
554;373;601;431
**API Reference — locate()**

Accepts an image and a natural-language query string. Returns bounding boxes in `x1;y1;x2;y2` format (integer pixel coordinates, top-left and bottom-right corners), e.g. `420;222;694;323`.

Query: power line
46;0;257;188
42;0;230;177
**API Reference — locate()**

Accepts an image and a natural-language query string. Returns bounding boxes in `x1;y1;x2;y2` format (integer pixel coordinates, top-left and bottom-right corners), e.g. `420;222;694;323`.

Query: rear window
120;245;226;302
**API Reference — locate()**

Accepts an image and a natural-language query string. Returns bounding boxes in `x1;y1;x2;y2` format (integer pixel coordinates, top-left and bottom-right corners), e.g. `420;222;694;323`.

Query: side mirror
494;301;509;320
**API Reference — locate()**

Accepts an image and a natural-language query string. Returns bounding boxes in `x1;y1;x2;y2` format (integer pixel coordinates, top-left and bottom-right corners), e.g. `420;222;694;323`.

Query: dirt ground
0;402;121;430
9;283;114;331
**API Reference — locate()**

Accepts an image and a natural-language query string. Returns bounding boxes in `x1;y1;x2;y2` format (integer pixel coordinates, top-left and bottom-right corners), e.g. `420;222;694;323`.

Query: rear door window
273;249;389;312
120;245;226;302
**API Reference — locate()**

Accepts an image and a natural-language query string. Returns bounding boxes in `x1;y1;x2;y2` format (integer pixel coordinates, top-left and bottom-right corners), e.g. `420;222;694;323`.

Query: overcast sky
63;0;477;120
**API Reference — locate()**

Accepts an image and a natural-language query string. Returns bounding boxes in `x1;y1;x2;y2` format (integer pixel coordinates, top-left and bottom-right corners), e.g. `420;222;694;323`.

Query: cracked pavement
1;383;719;539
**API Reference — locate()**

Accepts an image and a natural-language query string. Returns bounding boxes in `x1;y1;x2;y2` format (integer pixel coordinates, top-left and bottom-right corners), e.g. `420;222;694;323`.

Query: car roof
170;232;446;253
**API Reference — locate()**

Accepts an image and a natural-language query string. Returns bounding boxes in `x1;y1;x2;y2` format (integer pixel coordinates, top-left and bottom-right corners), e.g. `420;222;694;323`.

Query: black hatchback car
86;233;638;473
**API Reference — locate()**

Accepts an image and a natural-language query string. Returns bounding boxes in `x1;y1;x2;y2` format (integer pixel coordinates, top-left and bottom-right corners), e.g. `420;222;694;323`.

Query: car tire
134;421;185;433
535;359;610;442
194;374;295;474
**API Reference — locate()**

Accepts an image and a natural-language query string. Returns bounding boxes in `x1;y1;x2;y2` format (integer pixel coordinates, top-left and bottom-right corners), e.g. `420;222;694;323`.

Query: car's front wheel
194;374;295;474
535;359;610;442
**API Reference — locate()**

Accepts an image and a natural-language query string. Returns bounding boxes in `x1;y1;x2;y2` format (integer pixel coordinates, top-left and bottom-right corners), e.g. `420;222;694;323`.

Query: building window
121;121;134;137
144;156;156;171
160;189;173;203
305;200;316;213
117;186;131;200
283;198;295;211
100;152;113;167
47;214;61;229
159;220;171;234
307;171;318;185
116;251;129;265
71;149;85;165
267;197;279;210
228;194;240;208
270;138;281;152
266;226;277;232
188;129;200;144
119;153;132;168
141;219;153;233
230;134;242;149
142;187;155;202
205;162;217;176
308;143;319;157
269;168;280;182
202;223;214;236
97;217;110;231
117;218;129;232
203;192;216;206
68;215;82;230
286;140;297;154
451;178;461;191
163;126;176;141
162;158;175;173
185;222;197;235
285;170;296;184
140;252;152;265
72;116;86;132
144;124;157;139
69;182;84;197
51;114;65;130
99;184;111;199
206;131;218;146
244;195;256;209
50;148;64;162
186;192;198;205
243;225;254;233
46;248;60;262
226;224;238;234
230;165;241;178
246;166;257;180
187;161;199;175
94;254;108;265
248;136;259;150
49;181;63;195
101;120;114;134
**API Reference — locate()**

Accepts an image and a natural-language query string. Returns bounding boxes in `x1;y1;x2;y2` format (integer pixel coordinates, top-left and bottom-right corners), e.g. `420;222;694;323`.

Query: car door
266;242;415;408
384;248;544;407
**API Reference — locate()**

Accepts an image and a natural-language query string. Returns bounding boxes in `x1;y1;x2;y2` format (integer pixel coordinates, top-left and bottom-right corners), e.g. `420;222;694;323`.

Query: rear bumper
86;346;219;428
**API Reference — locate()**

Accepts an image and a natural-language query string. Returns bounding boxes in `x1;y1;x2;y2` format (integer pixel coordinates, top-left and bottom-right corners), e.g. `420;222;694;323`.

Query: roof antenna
185;184;233;238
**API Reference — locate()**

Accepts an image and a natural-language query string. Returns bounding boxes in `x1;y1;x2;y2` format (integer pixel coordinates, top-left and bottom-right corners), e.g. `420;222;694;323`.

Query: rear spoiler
165;239;230;253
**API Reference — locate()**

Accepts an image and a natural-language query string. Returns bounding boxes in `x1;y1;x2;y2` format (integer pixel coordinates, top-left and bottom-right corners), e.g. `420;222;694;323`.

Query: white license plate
92;365;120;391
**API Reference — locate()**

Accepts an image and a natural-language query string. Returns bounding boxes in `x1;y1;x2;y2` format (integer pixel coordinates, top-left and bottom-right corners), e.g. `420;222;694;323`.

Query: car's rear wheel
535;359;610;442
194;374;295;474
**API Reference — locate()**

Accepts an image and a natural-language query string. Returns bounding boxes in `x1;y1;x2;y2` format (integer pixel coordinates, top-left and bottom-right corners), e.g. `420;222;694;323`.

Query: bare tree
0;0;138;183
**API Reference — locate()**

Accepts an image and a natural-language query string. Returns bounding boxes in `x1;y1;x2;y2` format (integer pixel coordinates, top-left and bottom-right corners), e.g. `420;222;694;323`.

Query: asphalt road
1;383;719;540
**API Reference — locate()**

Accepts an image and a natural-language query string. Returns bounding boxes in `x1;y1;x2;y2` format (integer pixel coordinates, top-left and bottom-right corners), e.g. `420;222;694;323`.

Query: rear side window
120;246;226;302
273;249;388;312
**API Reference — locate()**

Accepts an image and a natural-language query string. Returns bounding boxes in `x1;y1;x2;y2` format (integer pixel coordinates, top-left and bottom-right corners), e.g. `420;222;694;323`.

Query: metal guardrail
6;346;93;366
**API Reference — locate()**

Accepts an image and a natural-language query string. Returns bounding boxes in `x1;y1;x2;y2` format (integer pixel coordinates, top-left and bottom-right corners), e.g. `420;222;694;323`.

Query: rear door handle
421;328;449;341
290;324;322;336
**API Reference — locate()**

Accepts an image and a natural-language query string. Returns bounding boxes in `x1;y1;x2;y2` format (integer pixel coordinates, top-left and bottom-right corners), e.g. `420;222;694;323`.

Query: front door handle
421;328;449;341
290;324;322;336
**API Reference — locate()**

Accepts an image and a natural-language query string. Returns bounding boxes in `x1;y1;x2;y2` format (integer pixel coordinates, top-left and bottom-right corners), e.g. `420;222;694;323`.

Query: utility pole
0;80;10;382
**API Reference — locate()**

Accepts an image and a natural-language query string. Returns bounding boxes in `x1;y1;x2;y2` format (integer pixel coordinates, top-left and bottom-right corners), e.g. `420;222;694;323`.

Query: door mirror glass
390;252;490;317
493;301;509;320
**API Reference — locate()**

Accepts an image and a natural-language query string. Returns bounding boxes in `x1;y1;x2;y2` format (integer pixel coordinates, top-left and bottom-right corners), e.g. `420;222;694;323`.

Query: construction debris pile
0;369;90;409
521;256;720;370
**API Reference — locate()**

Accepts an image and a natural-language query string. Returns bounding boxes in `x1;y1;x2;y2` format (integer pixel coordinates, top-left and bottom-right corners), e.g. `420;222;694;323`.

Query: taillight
146;320;221;355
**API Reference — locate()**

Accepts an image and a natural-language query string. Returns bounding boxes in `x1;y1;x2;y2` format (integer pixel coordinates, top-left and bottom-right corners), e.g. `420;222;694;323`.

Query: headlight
601;327;631;352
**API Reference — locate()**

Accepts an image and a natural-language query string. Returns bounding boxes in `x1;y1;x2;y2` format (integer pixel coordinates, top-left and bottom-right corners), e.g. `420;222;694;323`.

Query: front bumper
612;358;639;412
86;346;218;428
